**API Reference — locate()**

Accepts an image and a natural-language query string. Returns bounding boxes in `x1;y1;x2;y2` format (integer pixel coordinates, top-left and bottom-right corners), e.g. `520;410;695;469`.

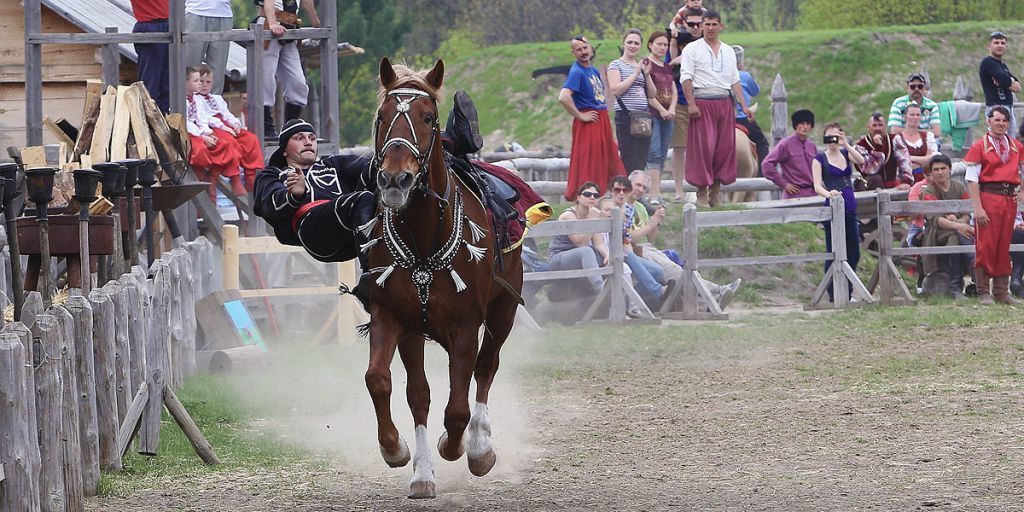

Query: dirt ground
86;306;1024;512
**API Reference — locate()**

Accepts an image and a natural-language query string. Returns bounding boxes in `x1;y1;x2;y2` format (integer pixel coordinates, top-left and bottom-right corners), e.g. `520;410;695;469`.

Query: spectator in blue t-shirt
558;35;626;202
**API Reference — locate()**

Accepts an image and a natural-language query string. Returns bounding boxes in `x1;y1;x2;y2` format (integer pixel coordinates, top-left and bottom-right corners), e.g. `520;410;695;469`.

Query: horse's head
373;57;445;209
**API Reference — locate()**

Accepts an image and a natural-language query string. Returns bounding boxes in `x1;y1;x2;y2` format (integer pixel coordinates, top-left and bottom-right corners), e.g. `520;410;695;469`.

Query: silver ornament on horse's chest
412;268;433;286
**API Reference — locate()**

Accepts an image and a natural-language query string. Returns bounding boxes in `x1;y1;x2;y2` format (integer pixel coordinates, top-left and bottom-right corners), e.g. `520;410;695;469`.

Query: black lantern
0;162;20;204
73;169;103;204
114;163;127;197
93;162;122;199
138;159;158;187
118;159;141;189
24;167;56;221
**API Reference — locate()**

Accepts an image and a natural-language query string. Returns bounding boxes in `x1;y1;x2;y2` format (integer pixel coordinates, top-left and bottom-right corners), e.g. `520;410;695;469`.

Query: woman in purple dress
812;122;866;298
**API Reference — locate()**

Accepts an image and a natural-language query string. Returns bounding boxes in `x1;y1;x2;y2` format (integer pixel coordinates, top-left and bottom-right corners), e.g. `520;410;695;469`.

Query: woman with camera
812;123;866;299
608;29;653;173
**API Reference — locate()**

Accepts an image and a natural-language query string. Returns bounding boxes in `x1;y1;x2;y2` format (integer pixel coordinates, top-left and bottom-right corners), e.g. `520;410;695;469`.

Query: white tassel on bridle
358;216;379;238
467;218;487;243
465;243;486;263
375;264;396;287
360;238;380;253
450;269;467;293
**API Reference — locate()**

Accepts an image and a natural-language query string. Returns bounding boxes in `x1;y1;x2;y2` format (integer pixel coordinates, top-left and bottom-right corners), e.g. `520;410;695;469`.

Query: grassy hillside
440;21;1024;151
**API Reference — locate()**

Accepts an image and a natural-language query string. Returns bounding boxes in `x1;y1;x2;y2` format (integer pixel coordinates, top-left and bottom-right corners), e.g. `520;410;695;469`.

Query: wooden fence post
609;207;626;323
681;203;699;317
878;192;894;305
163;253;184;389
120;272;147;399
53;306;84;512
0;331;43;512
32;314;67;511
829;196;849;308
63;296;100;496
770;73;789;147
222;225;240;290
88;289;122;471
139;262;170;456
101;28;119;89
174;249;197;377
22;291;44;336
104;281;132;426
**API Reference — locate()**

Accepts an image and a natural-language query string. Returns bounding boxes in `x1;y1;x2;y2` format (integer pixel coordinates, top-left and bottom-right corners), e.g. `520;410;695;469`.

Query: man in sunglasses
980;31;1021;137
887;73;941;137
667;7;707;202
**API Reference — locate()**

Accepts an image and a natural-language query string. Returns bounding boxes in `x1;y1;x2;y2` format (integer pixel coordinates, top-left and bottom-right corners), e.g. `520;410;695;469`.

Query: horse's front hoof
468;448;496;477
381;438;411;468
408;480;436;499
437;431;465;461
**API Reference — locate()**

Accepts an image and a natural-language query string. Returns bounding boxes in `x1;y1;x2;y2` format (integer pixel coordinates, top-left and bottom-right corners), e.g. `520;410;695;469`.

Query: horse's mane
377;63;444;104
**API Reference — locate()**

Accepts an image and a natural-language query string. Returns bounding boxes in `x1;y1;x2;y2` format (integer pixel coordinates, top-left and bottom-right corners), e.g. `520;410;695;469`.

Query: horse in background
361;58;524;499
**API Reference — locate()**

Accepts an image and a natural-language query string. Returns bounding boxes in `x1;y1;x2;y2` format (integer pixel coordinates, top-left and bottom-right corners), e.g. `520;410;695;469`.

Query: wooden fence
523;207;656;324
664;196;872;320
872;192;1024;305
0;240;216;511
220;225;366;344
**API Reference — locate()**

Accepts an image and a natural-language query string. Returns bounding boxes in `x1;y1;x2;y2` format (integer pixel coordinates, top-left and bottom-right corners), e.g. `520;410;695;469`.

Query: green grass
440;21;1024;150
98;374;312;497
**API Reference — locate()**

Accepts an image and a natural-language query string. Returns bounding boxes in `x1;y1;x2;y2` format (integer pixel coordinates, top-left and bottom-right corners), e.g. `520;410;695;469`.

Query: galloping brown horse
361;58;523;499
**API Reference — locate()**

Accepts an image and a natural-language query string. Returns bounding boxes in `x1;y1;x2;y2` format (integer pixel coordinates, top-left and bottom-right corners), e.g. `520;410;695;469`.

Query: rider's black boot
444;90;484;156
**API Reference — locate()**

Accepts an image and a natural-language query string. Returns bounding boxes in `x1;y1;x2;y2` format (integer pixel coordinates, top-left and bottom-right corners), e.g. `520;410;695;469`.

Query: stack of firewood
21;81;190;212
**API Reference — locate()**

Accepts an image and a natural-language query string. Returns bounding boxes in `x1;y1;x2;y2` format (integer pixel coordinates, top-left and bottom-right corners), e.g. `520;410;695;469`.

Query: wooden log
103;281;131;426
22;291;44;333
115;381;148;459
165;114;189;160
62;296;99;496
163;253;184;389
119;273;147;399
139;262;170;456
124;84;154;160
0;332;43;512
20;146;48;168
32;314;66;511
163;388;220;465
109;86;132;163
204;344;268;373
87;289;121;471
829;197;849;308
89;88;117;164
74;81;104;162
52;306;84;512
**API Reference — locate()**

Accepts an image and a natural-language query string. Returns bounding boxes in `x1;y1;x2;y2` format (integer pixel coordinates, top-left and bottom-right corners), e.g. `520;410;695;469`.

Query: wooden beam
101;27;120;89
32;315;67;510
75;80;104;162
135;84;182;162
109;86;132;162
26;33;172;44
19;146;47;168
0;331;43;511
164;388;220;465
238;286;344;298
115;382;148;459
25;0;43;146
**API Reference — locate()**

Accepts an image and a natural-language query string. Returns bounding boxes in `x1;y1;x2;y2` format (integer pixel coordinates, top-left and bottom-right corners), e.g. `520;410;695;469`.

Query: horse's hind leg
365;321;410;468
398;335;435;499
437;327;479;463
466;296;518;477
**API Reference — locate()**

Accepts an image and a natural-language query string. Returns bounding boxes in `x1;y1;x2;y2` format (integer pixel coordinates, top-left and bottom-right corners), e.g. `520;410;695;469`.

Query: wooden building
1;0;247;152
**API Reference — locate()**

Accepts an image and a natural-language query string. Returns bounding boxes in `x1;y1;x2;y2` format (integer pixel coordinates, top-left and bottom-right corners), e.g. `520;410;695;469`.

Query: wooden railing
664;196;872;320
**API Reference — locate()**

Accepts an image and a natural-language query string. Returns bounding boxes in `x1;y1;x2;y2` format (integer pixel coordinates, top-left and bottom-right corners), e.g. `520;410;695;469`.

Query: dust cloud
223;316;548;490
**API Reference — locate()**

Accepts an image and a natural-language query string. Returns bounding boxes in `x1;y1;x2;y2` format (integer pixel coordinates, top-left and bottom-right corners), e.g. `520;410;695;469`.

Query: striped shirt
887;95;940;131
608;59;649;112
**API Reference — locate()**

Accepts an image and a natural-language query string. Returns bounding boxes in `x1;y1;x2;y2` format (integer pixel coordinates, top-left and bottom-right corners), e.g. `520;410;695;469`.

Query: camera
823;135;840;144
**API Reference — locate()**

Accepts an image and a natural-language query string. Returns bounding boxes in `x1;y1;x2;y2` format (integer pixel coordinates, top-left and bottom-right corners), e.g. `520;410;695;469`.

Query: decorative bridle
359;85;489;319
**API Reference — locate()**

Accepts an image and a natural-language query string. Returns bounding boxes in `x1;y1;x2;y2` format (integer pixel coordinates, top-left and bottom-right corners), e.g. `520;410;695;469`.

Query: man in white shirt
679;10;750;207
184;0;234;94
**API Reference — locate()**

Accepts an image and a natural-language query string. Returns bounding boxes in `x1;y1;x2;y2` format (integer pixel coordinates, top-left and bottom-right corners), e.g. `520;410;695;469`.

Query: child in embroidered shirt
195;65;264;193
185;66;240;201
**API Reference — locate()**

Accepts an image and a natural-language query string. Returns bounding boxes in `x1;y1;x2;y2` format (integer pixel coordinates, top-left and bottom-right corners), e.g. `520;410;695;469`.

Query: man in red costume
558;35;625;201
965;106;1024;305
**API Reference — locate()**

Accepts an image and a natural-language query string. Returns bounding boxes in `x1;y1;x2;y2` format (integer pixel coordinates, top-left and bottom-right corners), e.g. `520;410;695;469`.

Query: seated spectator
547;182;608;295
888;73;942;137
854;112;913;191
733;46;769;164
608;175;667;308
628;170;684;284
920;155;973;298
893;102;939;182
184;66;240;202
195;64;264;193
762;109;818;198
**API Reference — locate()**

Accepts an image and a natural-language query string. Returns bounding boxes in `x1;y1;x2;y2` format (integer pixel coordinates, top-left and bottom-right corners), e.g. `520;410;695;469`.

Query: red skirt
566;109;625;201
685;98;737;186
189;133;240;177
